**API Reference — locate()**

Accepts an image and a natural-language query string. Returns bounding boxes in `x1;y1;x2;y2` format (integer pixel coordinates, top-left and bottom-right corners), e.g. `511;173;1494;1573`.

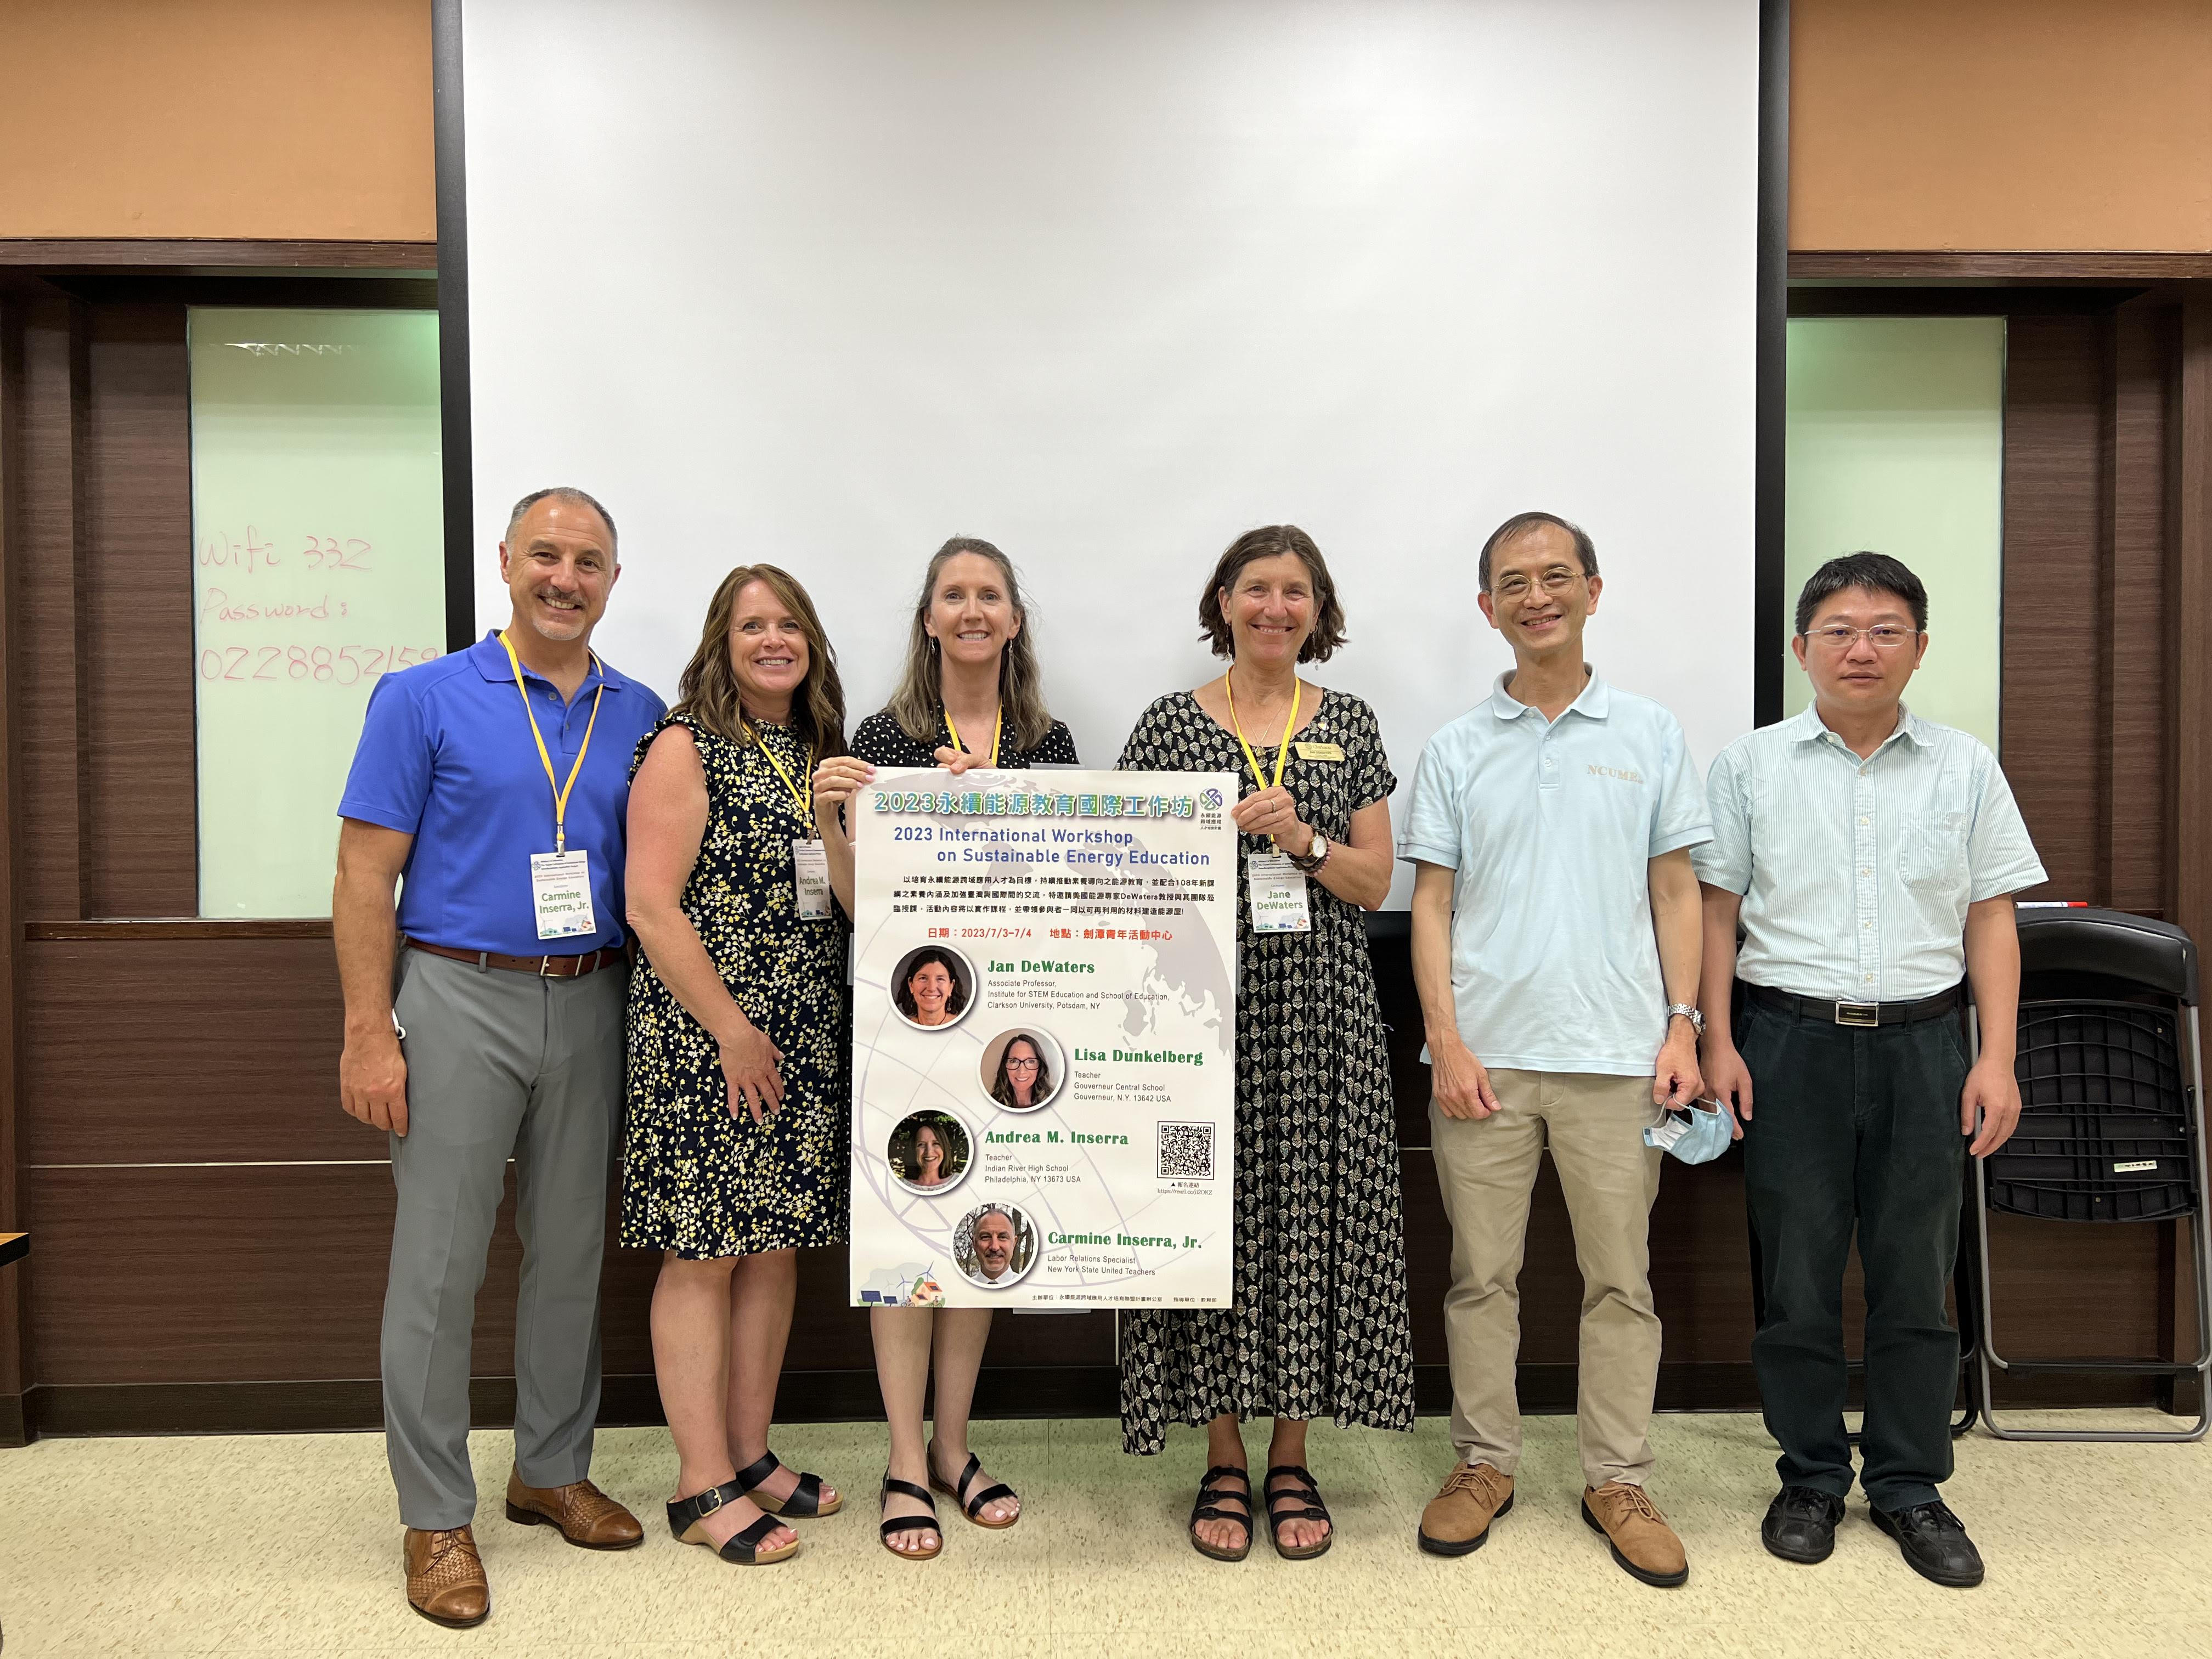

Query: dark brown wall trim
25;918;332;941
1792;251;2212;281
20;1367;1120;1440
15;1359;2141;1443
0;240;436;273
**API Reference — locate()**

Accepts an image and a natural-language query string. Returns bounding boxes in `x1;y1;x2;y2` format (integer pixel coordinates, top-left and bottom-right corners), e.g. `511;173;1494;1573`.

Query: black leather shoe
1870;1499;1984;1588
1762;1486;1845;1564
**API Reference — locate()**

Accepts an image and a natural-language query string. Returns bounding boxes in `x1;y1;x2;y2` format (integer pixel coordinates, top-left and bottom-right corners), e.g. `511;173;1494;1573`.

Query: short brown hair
1197;525;1346;663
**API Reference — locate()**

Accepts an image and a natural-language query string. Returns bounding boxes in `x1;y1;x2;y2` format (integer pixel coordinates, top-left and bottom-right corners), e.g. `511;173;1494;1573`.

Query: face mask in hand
1643;1100;1733;1165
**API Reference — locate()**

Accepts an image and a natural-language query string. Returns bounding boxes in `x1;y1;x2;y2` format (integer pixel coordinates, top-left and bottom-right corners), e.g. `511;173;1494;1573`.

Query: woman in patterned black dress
624;563;873;1566
1116;525;1415;1562
848;537;1075;1560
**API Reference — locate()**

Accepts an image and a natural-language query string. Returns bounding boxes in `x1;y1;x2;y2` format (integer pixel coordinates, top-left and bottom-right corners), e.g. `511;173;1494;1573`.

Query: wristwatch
1289;830;1329;873
1666;1002;1705;1037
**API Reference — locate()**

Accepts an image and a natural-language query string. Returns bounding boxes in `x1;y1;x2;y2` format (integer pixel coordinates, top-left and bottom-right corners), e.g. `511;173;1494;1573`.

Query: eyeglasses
1492;568;1585;602
1005;1056;1040;1071
1803;625;1920;651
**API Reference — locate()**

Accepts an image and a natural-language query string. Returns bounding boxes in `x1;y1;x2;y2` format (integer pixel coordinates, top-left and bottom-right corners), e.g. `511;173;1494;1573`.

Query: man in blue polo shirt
1695;553;2043;1589
334;487;667;1628
1402;511;1709;1587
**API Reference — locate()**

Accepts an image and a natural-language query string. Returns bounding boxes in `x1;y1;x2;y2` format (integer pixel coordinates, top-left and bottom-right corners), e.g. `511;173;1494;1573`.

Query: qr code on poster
1157;1121;1215;1179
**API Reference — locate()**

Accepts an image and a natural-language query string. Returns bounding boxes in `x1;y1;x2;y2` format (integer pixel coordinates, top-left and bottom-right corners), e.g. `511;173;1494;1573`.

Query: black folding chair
1971;907;2210;1443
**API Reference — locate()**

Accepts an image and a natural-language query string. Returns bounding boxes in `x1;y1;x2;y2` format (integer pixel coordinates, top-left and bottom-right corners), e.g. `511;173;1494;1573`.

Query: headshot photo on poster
979;1028;1065;1115
887;1110;973;1197
891;943;977;1032
953;1201;1039;1290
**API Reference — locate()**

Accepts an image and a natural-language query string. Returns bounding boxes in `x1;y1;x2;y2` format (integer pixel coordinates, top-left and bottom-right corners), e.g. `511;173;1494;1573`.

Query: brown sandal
879;1471;943;1561
1189;1465;1253;1562
929;1442;1020;1530
1265;1464;1333;1560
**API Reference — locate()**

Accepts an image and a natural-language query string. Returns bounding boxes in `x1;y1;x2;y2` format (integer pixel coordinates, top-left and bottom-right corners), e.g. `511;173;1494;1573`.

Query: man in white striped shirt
1694;553;2045;1591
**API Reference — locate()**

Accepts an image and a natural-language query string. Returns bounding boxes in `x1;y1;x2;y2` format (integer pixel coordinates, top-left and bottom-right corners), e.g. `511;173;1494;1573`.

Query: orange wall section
3;1;2210;253
0;0;434;242
1790;0;2212;253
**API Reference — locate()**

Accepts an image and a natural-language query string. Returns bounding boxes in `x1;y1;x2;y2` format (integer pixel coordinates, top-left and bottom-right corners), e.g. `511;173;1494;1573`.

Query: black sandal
928;1441;1020;1530
1189;1464;1253;1562
879;1471;943;1561
1265;1464;1333;1560
667;1480;799;1565
735;1449;843;1518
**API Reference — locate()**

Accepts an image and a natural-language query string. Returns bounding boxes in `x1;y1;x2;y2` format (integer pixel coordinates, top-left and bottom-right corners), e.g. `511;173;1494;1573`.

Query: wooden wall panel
20;939;348;1165
0;296;28;1412
80;304;195;917
2001;315;2106;900
2104;304;2177;913
2174;297;2212;988
11;296;87;921
21;1160;1107;1390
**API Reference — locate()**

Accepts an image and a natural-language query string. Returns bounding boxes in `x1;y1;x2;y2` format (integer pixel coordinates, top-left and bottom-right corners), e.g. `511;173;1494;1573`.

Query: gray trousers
383;946;626;1530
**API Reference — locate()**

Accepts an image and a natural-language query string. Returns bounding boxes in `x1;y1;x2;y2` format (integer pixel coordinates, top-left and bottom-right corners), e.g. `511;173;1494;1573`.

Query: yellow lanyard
741;719;816;835
943;704;1002;766
1224;672;1299;795
498;630;605;855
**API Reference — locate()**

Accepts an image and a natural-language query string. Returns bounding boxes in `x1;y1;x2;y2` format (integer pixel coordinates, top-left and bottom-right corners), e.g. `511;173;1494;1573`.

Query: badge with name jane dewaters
848;766;1239;1309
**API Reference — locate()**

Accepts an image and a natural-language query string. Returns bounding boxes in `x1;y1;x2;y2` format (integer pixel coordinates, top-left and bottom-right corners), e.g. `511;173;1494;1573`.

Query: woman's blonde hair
671;563;847;757
885;537;1056;754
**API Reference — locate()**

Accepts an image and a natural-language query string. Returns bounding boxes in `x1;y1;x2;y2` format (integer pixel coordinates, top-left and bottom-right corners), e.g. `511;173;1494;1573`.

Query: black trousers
1739;995;1970;1510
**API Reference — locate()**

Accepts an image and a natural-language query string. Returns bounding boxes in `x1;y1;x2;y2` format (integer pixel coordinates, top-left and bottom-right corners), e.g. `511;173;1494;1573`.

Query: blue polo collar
467;629;630;695
1489;665;1610;723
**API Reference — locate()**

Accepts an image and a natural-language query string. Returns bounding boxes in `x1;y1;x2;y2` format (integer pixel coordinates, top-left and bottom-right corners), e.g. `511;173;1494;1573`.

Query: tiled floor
1;1409;2206;1656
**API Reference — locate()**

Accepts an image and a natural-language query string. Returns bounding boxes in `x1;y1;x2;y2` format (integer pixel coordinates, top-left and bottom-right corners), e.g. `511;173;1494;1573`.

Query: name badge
792;839;832;919
1246;853;1312;934
529;850;596;940
1292;741;1344;762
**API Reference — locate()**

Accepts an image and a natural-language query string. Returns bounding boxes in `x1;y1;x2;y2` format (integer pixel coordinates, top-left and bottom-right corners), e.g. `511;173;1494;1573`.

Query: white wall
460;0;1759;902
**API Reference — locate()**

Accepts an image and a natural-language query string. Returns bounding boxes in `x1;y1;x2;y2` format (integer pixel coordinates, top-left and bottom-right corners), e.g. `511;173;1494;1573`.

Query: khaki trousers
1430;1069;1664;1488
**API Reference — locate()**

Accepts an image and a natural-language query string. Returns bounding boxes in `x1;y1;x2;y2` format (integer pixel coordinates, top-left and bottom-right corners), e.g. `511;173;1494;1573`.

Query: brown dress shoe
505;1471;646;1550
1582;1482;1689;1587
1418;1462;1515;1556
405;1525;490;1628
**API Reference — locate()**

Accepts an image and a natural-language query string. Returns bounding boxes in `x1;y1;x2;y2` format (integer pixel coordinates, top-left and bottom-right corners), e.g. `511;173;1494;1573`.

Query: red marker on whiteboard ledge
2017;900;2089;907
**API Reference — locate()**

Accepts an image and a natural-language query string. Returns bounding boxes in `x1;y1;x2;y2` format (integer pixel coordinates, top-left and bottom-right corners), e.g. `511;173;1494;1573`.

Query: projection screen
458;0;1759;904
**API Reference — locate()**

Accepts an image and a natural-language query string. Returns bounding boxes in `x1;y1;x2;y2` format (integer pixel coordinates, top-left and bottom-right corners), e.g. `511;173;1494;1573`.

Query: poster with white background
849;767;1238;1309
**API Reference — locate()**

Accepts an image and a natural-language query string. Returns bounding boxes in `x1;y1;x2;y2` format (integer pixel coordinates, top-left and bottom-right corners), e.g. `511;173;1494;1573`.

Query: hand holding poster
849;767;1239;1308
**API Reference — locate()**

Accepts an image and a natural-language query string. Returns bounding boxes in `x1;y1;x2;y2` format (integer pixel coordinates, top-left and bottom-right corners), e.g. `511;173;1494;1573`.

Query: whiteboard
190;308;447;918
460;1;1759;904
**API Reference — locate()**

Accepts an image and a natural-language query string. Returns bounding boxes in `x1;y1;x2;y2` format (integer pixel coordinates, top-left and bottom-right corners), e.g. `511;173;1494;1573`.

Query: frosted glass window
1785;316;2005;747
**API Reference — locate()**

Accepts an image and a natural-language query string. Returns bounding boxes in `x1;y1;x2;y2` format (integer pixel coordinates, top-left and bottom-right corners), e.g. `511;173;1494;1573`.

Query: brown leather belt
406;939;627;978
1745;981;1964;1028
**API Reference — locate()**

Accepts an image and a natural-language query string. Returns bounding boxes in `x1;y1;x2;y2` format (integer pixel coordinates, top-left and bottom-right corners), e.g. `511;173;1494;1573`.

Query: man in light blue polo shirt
1402;511;1709;1587
334;487;666;1628
1695;552;2043;1590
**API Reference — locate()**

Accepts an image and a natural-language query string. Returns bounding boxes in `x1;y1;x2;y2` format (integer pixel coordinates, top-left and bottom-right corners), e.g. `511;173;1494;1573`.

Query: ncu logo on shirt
1587;764;1644;785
